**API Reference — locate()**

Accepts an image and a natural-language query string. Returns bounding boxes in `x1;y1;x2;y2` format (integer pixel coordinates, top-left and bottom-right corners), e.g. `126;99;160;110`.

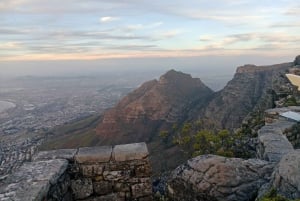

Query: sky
0;0;299;76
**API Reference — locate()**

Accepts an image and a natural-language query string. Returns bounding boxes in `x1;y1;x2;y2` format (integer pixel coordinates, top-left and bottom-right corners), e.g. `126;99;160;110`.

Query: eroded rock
75;146;112;164
271;150;300;199
0;159;68;201
257;122;294;162
113;142;149;161
167;155;274;201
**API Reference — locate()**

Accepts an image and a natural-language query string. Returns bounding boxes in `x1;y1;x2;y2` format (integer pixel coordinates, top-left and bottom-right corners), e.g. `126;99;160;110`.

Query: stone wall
0;142;152;201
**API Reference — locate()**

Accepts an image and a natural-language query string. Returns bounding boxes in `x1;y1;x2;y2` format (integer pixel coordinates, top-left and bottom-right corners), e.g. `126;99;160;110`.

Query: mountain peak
159;69;190;81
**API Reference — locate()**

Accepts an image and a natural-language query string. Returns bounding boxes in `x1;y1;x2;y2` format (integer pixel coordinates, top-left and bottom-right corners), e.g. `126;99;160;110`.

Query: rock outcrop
257;107;300;163
167;155;274;201
271;149;300;199
167;105;300;201
201;62;293;129
256;121;294;162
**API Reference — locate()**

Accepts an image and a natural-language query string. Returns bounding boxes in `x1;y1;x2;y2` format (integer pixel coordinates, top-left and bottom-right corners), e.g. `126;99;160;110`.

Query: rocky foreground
167;106;300;201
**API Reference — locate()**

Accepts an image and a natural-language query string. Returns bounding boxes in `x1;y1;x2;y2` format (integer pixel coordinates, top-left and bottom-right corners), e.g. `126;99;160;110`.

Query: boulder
271;149;300;199
167;155;274;201
257;123;294;162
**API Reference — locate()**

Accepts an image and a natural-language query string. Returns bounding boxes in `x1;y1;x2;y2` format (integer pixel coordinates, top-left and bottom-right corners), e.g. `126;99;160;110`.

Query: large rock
113;142;148;161
0;159;68;201
271;150;300;199
167;155;274;201
75;146;112;164
257;122;294;162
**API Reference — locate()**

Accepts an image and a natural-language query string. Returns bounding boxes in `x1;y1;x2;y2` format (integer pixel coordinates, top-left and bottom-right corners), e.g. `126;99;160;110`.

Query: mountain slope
96;69;213;144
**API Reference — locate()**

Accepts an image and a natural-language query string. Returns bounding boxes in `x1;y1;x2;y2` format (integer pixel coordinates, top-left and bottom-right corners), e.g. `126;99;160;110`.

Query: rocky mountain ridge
95;56;300;172
200;61;293;129
97;58;297;138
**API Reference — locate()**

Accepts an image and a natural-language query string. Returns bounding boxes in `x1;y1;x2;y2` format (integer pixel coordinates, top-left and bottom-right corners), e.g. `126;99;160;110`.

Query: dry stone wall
0;142;152;201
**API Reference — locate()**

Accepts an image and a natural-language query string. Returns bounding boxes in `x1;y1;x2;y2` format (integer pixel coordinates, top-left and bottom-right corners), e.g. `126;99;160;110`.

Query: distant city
0;75;134;177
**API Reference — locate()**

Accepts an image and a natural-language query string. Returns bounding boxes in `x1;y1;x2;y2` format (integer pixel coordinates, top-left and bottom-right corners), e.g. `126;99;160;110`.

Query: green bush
261;189;300;201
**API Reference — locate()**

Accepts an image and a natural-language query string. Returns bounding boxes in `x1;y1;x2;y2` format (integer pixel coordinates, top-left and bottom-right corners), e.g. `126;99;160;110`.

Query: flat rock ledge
0;159;68;201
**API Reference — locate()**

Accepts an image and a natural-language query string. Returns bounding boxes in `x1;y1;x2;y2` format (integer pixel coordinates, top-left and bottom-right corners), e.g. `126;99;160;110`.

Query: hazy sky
0;0;299;75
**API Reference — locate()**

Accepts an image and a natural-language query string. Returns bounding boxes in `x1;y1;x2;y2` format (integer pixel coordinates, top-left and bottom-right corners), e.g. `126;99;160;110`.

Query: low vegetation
161;121;253;159
261;189;300;201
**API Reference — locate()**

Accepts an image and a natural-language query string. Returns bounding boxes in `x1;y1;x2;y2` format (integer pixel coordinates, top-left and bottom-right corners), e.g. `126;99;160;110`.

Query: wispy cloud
123;22;163;32
100;16;119;23
285;6;300;15
198;32;300;50
158;30;183;39
270;22;300;28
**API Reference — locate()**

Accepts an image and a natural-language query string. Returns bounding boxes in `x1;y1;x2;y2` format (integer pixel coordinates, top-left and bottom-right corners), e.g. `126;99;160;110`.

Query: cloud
270;22;300;28
104;44;160;51
122;22;163;32
197;32;300;51
147;22;163;28
199;35;214;42
159;30;182;39
0;42;22;49
100;16;119;23
0;0;27;12
285;6;300;15
123;24;144;31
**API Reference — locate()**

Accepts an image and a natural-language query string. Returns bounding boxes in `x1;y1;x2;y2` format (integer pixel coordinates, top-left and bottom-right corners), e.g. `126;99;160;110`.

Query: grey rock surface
0;159;68;201
113;142;149;161
32;148;77;161
271;149;300;199
257;122;294;162
75;146;112;163
71;178;93;199
167;155;274;201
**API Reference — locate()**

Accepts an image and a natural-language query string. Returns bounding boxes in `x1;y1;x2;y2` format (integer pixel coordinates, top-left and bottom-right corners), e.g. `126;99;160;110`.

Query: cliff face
96;69;213;144
200;62;293;129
